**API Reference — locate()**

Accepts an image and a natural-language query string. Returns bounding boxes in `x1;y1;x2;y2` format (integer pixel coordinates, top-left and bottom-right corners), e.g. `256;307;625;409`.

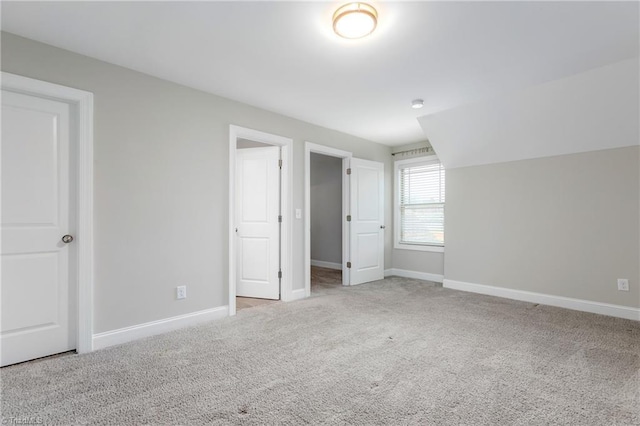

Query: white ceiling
419;58;639;169
2;1;638;147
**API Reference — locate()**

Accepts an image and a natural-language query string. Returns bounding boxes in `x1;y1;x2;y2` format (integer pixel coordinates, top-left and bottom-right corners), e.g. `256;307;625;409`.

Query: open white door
1;90;76;366
349;158;384;285
236;146;281;300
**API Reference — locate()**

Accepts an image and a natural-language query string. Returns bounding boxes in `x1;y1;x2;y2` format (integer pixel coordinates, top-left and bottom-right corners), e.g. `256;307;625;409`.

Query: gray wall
1;32;393;333
445;146;640;307
310;153;342;265
237;138;270;149
391;141;445;276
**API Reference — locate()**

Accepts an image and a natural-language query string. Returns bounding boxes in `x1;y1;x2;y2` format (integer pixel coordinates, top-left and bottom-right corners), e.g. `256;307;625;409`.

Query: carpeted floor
1;270;638;425
235;265;342;312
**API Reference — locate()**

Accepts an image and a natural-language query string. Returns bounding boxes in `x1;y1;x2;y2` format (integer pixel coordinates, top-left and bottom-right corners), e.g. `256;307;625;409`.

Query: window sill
394;243;444;253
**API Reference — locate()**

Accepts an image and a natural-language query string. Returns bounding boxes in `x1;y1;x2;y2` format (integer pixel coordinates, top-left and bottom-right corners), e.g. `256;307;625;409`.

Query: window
394;156;445;252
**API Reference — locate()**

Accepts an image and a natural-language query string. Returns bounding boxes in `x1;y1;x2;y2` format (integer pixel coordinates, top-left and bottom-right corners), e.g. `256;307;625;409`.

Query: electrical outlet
617;279;629;292
176;285;187;299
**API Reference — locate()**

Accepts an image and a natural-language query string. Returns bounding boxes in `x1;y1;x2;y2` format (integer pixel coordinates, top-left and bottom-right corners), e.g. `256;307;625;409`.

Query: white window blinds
399;160;445;246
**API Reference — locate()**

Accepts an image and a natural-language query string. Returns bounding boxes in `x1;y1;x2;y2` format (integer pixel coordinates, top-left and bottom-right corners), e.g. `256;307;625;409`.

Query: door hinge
346;168;351;175
347;262;352;268
278;270;282;279
346;215;351;222
278;159;283;169
278;215;282;223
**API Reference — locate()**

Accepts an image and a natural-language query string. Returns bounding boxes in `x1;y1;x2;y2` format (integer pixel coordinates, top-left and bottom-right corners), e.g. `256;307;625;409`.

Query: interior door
236;146;280;299
350;158;384;285
1;90;76;367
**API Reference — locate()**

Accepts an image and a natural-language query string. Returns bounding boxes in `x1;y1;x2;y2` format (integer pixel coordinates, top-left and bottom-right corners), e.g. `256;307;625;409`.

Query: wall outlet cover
617;279;629;292
176;285;187;299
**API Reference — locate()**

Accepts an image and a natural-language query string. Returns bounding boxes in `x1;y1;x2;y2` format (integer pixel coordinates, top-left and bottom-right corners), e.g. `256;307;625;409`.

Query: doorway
228;126;292;315
309;152;344;295
1;73;94;366
304;142;386;295
304;143;351;296
235;139;281;311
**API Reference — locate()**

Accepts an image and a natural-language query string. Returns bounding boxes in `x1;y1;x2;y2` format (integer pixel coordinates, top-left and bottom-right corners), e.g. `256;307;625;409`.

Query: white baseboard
443;279;640;321
384;268;444;283
310;259;342;270
290;288;307;301
92;306;229;350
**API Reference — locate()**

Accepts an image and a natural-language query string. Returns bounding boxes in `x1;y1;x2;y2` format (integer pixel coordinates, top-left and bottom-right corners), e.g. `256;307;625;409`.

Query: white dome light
333;3;378;39
411;99;424;109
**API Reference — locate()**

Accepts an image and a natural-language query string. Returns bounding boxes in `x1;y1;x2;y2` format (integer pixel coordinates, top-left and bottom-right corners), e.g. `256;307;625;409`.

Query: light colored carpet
2;270;639;425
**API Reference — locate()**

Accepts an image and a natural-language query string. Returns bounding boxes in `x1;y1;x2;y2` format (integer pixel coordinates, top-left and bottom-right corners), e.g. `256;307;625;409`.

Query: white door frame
304;142;352;296
1;72;94;354
228;125;293;315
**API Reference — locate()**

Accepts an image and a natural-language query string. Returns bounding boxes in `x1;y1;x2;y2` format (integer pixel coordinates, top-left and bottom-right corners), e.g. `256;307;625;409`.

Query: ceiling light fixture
411;99;424;109
333;3;378;39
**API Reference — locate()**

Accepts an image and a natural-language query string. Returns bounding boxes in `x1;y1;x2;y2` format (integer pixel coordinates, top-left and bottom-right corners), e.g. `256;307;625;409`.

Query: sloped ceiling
419;58;639;169
2;1;639;148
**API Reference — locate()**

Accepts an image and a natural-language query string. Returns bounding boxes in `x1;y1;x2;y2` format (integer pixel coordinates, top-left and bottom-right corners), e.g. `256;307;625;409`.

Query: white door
236;146;280;299
350;158;384;285
1;90;76;367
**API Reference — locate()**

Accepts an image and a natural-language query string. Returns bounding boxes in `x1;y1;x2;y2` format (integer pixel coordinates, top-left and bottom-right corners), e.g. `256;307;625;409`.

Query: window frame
394;155;445;253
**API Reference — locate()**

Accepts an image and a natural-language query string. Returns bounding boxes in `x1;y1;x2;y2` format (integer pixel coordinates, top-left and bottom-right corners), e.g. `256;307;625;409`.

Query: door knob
61;235;74;244
380;225;386;229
